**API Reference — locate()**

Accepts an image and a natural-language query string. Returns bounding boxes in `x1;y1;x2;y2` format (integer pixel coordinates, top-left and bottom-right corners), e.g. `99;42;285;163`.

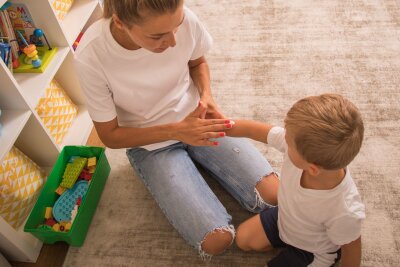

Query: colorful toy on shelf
16;30;41;68
13;27;57;73
33;28;52;50
60;157;87;188
52;180;88;222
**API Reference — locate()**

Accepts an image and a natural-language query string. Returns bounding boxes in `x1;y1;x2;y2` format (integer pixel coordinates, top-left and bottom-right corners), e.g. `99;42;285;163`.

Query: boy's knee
201;228;234;255
235;222;271;252
255;173;279;206
235;224;252;251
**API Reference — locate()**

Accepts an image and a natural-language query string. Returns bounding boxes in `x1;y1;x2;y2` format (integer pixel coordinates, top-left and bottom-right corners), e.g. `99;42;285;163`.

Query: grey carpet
64;0;400;266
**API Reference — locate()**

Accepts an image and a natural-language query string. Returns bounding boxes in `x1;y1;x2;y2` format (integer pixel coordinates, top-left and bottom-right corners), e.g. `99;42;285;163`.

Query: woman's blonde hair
103;0;183;26
284;94;364;170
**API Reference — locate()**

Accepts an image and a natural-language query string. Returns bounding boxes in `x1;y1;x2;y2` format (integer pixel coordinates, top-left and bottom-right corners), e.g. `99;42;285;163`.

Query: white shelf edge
0;216;42;262
0;110;32;162
61;105;93;147
61;0;98;45
13;47;70;108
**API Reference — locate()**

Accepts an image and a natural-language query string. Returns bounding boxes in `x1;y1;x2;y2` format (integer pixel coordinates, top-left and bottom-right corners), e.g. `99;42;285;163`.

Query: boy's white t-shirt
268;127;365;267
74;7;212;150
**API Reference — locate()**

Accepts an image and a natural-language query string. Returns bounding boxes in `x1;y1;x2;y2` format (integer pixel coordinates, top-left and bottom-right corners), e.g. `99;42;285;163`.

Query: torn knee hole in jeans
197;224;235;261
252;172;279;210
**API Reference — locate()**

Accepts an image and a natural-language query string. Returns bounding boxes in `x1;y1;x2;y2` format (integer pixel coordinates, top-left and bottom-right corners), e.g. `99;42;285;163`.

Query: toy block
45;218;56;227
79;169;93;181
52;223;60;232
64;222;71;231
87;157;96;168
60;157;87;188
58;221;70;232
45;207;53;219
70;204;79;224
55;186;67;195
76;196;82;206
88;166;96;174
53;181;88;222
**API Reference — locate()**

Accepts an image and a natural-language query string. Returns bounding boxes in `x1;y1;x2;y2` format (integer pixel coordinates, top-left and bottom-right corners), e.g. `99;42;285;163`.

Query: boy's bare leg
236;214;273;252
255;173;279;206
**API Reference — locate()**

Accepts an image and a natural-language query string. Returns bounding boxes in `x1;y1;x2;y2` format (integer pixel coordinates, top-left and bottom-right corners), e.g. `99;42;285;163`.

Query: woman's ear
308;163;321;176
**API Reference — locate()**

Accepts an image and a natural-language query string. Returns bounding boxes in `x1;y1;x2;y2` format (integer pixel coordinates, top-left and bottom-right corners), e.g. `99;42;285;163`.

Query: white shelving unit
0;0;102;262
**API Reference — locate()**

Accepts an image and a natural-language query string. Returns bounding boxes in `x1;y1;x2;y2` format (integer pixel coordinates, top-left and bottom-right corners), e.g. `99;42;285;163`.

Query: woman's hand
174;101;232;146
200;94;226;119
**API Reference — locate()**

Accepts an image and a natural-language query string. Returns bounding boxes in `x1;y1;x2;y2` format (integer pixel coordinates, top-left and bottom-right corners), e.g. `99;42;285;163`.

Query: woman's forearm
95;121;179;149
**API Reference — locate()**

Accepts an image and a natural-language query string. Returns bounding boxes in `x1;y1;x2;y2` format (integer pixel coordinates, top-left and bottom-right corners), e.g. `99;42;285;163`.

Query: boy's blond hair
284;94;364;170
103;0;183;26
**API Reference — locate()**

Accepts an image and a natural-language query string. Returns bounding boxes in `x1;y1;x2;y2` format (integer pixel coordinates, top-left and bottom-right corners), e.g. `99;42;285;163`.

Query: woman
75;0;279;257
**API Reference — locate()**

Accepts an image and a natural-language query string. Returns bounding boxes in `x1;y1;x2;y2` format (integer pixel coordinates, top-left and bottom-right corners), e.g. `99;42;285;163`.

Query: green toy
60;157;87;188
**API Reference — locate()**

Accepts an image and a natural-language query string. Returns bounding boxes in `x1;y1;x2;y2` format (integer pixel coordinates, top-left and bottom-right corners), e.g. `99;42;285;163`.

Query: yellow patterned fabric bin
51;0;74;21
0;146;47;229
35;79;78;145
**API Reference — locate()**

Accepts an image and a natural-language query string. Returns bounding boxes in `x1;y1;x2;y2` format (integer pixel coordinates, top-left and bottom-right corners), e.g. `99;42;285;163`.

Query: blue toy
53;180;88;222
33;28;52;50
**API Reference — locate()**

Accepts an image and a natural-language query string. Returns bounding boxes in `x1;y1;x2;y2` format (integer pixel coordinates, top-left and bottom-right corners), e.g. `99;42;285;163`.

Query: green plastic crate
24;146;111;246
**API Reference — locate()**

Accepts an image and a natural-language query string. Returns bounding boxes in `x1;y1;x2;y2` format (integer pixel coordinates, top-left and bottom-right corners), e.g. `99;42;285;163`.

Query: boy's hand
200;94;226;119
174;101;232;146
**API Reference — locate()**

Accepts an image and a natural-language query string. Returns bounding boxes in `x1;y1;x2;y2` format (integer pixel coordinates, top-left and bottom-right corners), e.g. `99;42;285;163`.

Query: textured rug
64;0;400;266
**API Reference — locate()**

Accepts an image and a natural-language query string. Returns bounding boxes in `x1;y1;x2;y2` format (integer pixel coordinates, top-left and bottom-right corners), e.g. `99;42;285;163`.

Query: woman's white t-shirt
75;7;212;150
268;127;365;267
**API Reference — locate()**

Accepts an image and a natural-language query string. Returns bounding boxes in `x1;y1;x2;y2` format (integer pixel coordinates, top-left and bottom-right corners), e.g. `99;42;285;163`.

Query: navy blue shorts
260;207;341;267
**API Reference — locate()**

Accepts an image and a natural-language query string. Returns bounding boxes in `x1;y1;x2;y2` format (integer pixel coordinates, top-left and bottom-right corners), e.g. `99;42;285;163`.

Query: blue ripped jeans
126;137;274;254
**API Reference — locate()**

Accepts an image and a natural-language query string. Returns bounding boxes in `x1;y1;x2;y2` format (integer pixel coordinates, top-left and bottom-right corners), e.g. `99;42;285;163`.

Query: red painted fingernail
226;123;232;128
213;141;219;146
219;132;225;137
225;120;230;124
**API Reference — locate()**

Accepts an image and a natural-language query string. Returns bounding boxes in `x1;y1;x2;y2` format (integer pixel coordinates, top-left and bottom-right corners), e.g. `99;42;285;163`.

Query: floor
10;127;104;267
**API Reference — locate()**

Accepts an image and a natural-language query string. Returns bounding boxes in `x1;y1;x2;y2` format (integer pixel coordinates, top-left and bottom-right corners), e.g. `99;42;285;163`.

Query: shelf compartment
11;0;68;47
15;115;60;168
0;61;29;110
13;47;70;108
61;105;93;147
0;110;31;163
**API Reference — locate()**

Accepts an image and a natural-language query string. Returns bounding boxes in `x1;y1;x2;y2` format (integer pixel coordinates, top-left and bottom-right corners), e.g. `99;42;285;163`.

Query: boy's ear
308;163;321;176
112;14;125;30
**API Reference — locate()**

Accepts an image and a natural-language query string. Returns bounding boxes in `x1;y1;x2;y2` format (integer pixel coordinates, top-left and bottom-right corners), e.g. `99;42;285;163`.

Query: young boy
227;94;365;267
